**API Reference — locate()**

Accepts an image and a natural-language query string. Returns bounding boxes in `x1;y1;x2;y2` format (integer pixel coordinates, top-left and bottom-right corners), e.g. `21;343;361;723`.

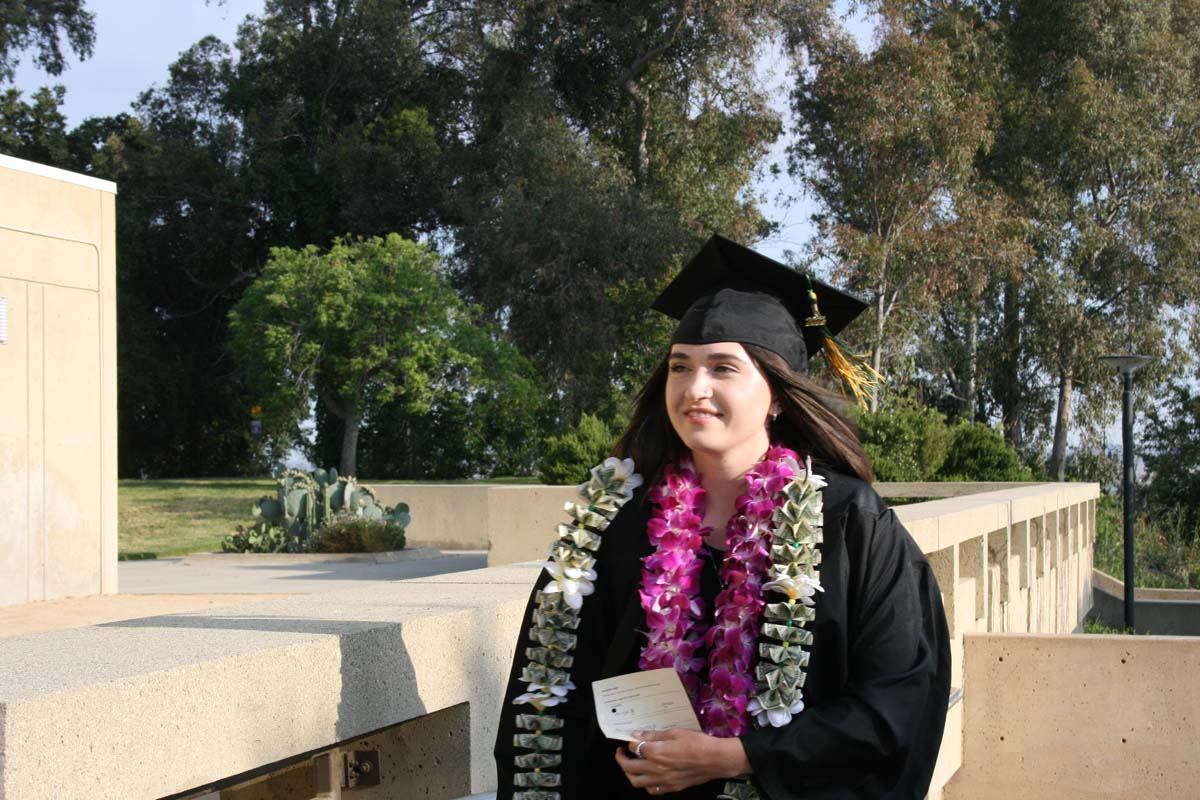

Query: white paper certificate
592;668;703;742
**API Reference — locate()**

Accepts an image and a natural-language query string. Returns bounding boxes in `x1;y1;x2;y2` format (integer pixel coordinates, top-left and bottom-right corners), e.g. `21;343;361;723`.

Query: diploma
592;668;703;742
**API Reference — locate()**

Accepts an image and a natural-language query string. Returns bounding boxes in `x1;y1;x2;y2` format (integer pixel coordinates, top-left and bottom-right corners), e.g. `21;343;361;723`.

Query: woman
495;235;950;800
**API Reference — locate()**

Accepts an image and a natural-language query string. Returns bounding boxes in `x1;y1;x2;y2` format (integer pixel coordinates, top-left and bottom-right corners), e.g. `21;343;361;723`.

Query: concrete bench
0;564;541;800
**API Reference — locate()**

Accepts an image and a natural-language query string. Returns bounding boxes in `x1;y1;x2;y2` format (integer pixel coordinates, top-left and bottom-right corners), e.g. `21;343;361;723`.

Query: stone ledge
0;564;540;800
180;547;447;566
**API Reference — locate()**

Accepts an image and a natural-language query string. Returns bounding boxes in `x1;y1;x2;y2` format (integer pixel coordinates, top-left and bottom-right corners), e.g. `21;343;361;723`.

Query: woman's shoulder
811;464;889;519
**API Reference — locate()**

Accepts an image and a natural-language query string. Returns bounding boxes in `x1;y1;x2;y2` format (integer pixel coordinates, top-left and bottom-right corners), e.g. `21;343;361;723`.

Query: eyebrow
668;351;750;363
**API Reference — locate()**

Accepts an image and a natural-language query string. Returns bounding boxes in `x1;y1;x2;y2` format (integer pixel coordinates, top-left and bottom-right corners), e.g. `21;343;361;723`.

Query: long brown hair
612;343;874;489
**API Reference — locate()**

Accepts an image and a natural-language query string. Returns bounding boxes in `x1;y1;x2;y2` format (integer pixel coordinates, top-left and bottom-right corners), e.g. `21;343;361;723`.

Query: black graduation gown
494;467;951;800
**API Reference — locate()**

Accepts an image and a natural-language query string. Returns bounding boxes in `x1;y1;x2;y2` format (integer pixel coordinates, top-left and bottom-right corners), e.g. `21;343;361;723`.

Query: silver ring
634;739;646;758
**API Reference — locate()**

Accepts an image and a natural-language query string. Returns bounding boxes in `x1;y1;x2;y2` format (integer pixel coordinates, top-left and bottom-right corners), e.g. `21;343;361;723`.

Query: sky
11;0;837;264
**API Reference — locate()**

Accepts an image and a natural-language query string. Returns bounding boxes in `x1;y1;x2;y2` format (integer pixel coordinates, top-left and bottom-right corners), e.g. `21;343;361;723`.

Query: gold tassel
802;275;882;408
820;332;882;409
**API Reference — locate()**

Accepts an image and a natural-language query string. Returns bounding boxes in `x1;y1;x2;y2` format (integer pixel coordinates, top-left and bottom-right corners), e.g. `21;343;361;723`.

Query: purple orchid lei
639;444;808;738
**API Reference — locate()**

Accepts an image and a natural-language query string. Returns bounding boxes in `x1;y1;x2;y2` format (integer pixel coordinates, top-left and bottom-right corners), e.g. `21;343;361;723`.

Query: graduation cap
652;234;881;407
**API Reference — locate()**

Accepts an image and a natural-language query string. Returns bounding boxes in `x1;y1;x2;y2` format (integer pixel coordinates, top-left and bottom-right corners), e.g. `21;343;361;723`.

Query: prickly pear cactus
223;467;409;553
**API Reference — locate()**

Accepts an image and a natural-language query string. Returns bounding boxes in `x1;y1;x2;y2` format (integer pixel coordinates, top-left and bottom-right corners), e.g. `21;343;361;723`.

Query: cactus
223;467;409;553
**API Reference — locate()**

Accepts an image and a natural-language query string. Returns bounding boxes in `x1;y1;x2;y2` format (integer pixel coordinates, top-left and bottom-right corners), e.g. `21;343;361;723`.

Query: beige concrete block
0;157;110;245
99;192;117;595
0;579;532;799
1;156;117;608
0;228;99;291
26;283;46;603
368;484;493;550
0;278;30;606
1008;492;1046;528
876;481;1042;499
43;285;102;600
1093;568;1200;602
958;536;986;625
928;698;963;800
952;633;1200;798
486;485;579;566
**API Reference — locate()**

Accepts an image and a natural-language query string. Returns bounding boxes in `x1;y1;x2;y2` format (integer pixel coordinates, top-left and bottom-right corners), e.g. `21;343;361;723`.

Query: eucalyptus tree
449;0;811;419
983;0;1200;478
787;11;995;411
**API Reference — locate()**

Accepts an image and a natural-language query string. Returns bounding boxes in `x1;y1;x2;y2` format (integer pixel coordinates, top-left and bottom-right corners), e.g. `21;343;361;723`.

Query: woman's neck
692;438;769;549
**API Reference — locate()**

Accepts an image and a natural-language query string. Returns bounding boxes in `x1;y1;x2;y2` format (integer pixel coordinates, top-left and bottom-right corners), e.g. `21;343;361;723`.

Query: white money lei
719;460;825;800
746;466;826;729
510;457;642;799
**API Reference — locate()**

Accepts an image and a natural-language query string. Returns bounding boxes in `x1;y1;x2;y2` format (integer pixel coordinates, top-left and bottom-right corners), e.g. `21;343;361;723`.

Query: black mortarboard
652;234;869;374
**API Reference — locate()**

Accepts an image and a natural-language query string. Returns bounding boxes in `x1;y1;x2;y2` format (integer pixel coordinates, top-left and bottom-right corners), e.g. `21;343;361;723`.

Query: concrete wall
0;154;118;607
364;481;1051;563
945;632;1200;799
0;483;1097;800
367;483;577;554
1091;568;1200;635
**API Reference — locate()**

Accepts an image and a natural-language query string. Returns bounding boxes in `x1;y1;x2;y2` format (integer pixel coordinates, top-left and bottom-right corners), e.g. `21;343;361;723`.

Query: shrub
1093;496;1200;590
854;399;951;482
937;423;1034;482
1142;382;1200;542
306;512;407;553
537;413;620;485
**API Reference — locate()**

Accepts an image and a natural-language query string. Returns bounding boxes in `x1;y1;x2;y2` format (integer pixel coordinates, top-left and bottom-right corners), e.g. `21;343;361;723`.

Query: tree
0;84;68;162
0;0;94;83
229;235;510;477
227;0;456;247
788;13;995;410
74;1;466;476
354;318;551;479
1142;380;1200;540
450;0;795;419
972;0;1200;476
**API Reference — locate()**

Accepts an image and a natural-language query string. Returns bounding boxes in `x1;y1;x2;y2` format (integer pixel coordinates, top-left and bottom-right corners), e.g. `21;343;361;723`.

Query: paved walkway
1;549;490;638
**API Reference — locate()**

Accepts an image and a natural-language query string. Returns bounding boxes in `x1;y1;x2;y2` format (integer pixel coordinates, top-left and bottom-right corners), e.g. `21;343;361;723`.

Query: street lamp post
1099;355;1152;631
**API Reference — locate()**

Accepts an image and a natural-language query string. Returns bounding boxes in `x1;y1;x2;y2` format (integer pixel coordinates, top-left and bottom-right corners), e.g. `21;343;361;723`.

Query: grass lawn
119;478;274;559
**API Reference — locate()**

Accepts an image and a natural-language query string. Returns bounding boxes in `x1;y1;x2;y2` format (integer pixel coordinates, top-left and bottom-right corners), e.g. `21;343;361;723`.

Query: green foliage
354;315;552;479
221;467;409;553
306;513;407;554
74;0;459;478
790;18;997;408
0;0;95;82
1064;444;1121;493
854;399;952;482
938;423;1035;482
229;235;490;476
1094;495;1200;590
0;85;68;163
1142;382;1200;541
537;414;622;486
453;1;787;418
1082;615;1137;635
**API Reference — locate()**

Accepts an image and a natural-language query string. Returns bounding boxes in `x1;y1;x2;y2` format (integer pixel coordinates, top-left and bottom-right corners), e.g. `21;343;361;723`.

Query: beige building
0;153;118;607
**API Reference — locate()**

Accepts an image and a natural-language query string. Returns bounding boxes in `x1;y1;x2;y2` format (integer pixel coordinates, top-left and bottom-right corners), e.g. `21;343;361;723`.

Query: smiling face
665;342;778;465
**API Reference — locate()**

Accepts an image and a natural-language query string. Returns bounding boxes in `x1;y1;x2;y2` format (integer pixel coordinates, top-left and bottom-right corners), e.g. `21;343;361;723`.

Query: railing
0;482;1097;799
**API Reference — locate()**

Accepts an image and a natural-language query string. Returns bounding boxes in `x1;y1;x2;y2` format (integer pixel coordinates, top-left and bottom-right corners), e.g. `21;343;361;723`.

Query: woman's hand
614;728;752;794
